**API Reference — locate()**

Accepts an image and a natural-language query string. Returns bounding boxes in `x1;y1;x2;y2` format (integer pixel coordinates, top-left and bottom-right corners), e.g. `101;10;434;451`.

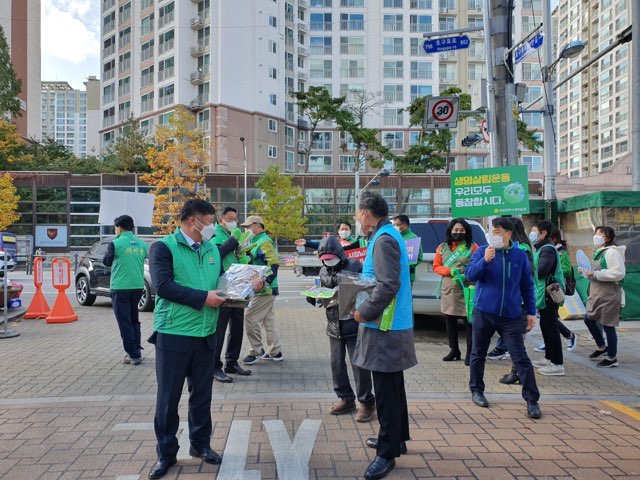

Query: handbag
546;282;565;305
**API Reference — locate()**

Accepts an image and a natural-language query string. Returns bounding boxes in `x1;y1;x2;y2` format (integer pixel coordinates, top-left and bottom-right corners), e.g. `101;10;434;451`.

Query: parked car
0;251;17;277
74;238;157;312
410;218;487;317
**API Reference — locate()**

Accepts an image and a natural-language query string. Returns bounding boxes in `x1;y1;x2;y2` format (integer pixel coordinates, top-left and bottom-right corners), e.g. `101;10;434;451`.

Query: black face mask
451;233;465;242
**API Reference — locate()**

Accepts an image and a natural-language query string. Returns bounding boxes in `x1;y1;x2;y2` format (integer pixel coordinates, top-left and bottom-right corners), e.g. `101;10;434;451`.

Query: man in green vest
147;200;263;480
103;215;148;365
240;215;283;364
392;215;423;284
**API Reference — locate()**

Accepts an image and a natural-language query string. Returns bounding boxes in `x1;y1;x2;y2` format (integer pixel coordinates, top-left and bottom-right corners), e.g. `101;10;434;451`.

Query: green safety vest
533;244;565;309
249;232;278;296
110;231;148;290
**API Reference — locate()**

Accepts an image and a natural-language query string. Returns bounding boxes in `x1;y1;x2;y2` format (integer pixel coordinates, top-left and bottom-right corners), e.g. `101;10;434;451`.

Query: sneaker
589;348;608;360
537;363;565;376
597;358;619;368
534;344;546;353
263;352;284;361
566;334;578;351
531;358;550;368
487;348;510;360
122;355;142;365
242;350;266;365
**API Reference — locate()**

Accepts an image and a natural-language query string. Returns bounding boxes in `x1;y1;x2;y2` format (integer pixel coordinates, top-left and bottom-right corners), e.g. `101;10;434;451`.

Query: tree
250;165;307;247
0;25;22;118
102;116;154;173
292;86;351;172
140;106;209;235
517;119;543;153
0;173;20;230
0;119;31;170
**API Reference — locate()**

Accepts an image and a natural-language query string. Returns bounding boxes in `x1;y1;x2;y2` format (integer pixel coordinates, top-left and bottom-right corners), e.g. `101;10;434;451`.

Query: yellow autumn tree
0;172;20;230
140;106;210;234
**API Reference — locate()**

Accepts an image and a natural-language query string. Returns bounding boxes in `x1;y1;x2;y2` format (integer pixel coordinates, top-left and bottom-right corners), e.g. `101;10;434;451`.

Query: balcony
118;58;131;73
102;93;114;104
159;39;174;54
299;0;309;8
102;116;115;128
118;33;131;49
411;70;433;79
140;99;154;113
159;12;174;28
191;9;210;29
190;38;210;57
158;66;174;81
140;72;153;87
118;108;131;122
103;69;115;81
298;72;308;80
298;21;308;32
297;118;309;129
141;47;154;62
189;94;207;110
190;69;209;84
297;46;309;56
104;21;115;34
197;120;210;132
102;0;115;10
158;94;174;108
103;44;115;57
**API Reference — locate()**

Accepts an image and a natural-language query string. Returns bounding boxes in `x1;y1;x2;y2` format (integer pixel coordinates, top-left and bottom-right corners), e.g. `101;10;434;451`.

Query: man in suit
147;199;263;479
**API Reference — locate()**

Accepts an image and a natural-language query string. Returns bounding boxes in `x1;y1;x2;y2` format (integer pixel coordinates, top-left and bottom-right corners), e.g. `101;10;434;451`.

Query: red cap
319;253;338;261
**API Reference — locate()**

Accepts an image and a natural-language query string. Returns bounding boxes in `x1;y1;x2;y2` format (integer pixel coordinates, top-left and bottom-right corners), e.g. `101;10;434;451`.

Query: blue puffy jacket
465;242;536;319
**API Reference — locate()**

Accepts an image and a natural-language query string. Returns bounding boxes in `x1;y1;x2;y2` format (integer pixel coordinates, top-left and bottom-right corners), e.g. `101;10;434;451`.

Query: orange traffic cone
45;291;78;324
24;287;51;319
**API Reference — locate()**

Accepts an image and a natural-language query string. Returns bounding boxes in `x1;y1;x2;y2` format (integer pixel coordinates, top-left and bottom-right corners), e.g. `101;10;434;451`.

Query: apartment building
555;0;631;178
0;0;41;139
100;0;306;173
41;78;101;157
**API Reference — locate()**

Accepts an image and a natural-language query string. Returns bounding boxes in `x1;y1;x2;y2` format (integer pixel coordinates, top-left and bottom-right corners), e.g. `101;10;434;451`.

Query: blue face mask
529;232;538;243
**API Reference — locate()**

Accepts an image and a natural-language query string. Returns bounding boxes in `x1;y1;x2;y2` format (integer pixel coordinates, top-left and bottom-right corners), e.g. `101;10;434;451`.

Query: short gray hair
359;192;388;218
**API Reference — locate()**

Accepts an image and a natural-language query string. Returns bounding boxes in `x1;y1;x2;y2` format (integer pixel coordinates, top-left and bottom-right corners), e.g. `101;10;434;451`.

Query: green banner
451;165;530;217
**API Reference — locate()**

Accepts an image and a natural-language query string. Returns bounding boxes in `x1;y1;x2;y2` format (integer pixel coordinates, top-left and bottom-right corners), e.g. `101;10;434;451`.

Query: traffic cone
45;290;78;323
24;286;51;319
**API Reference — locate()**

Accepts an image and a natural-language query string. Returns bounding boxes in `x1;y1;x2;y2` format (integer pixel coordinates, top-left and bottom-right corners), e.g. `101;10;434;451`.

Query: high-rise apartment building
555;0;631;178
0;0;41;139
41;77;101;157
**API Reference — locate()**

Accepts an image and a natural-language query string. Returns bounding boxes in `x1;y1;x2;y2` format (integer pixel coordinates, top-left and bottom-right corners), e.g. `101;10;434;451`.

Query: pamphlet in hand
217;264;270;308
337;271;377;320
300;286;337;299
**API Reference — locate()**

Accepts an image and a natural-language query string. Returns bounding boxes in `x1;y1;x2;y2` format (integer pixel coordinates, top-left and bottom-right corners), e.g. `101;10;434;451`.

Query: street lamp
240;137;248;220
354;168;390;214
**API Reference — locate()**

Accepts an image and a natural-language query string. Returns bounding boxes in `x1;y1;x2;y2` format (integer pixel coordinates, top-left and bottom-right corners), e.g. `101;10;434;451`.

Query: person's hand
230;227;243;239
585;270;594;279
577;267;582;275
484;246;496;262
353;310;367;323
450;267;460;278
251;278;265;292
294;239;306;246
457;273;466;284
237;253;251;264
205;290;225;307
526;315;536;332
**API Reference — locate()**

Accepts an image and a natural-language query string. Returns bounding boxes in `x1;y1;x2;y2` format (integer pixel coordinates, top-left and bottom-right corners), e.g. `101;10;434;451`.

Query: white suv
410;218;487;316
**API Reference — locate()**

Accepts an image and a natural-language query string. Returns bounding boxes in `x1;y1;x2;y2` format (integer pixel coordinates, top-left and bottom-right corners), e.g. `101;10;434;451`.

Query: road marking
116;476;140;480
264;419;321;480
218;420;260;480
601;400;640;422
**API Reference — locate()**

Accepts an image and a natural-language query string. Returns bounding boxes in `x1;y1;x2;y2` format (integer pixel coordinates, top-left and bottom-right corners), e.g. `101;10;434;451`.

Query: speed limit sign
424;96;459;129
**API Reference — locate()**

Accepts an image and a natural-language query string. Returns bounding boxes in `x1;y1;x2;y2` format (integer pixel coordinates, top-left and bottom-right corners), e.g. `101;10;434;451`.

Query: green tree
101;116;154;172
0;25;22;118
0;172;20;230
21;137;104;173
250;165;307;247
517;119;543;152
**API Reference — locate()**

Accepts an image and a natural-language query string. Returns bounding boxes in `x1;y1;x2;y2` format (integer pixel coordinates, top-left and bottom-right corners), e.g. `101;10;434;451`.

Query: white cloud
41;0;99;65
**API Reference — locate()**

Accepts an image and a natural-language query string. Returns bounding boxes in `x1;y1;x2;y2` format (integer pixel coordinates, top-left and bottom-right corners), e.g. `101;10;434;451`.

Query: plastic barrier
24;257;51;319
45;257;78;324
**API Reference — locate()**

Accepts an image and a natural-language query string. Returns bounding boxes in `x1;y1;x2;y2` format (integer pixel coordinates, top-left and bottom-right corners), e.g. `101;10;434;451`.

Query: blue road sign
514;32;544;64
423;35;471;54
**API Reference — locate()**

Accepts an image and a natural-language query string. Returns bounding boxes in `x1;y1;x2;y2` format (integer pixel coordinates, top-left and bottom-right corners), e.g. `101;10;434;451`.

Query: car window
95;243;110;257
471;225;488;246
412;221;487;255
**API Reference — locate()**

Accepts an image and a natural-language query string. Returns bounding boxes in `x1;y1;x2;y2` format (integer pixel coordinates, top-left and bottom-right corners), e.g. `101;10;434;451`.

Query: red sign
339;238;352;247
431;99;455;122
345;247;367;262
33;257;44;287
51;257;71;289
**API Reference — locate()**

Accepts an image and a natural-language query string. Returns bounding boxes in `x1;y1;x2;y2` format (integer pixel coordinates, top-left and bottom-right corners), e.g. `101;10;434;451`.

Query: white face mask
324;257;340;267
196;220;216;242
490;236;505;249
529;232;538;244
593;235;605;247
338;230;351;239
394;225;402;232
225;220;237;231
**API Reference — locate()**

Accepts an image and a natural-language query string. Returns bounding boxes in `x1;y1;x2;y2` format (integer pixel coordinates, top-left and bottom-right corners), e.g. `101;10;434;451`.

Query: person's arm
149;242;208;310
343;238;364;251
537;246;556;279
259;241;280;284
304;239;320;250
593;249;625;282
216;236;239;258
357;235;401;321
102;242;115;267
520;253;536;316
432;244;450;277
559;250;572;278
464;247;489;282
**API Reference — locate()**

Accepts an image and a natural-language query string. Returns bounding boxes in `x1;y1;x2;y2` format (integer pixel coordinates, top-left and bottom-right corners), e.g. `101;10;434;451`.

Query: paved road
1;269;639;479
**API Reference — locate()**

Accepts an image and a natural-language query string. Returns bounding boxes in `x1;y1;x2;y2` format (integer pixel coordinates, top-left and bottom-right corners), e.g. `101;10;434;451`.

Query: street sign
514;32;544;64
480;118;490;143
423;35;470;54
451;165;530;217
424;96;459;129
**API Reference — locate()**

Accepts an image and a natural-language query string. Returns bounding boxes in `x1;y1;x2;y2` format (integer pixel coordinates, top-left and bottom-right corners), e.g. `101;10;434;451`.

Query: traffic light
461;133;483;147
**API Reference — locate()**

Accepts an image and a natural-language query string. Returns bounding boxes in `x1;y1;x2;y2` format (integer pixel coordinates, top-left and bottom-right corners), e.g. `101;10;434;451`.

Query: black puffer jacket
314;236;362;339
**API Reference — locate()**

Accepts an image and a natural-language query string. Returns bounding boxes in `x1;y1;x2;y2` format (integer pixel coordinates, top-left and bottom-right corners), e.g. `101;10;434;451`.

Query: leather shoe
224;363;252;376
366;438;407;455
527;400;542;419
472;391;489;408
330;398;356;415
499;372;520;385
213;369;233;383
148;457;176;479
355;403;375;423
189;446;222;464
364;455;396;480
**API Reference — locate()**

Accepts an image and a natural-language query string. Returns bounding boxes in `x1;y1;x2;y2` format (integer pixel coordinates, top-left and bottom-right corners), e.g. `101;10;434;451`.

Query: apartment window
383;84;403;103
268;40;277;53
521;63;541;81
383;38;403;55
310;36;332;55
340;59;365;78
158;84;174;107
118;26;131;48
409;37;427;55
118;76;131;97
383;131;404;150
410;61;432;79
298;153;305;166
141;0;153;10
468;156;486;169
310;59;332;78
285;2;295;22
522;155;542;172
103;35;116;56
102;84;115;104
439;64;456;82
310;13;332;31
158;2;175;27
119;2;131;23
118;52;131;73
311;0;332;6
383;61;403;78
410;15;432;33
439;17;455;31
267;118;278;132
521;112;542;127
285;151;295;172
339;83;365;100
158;29;175;54
141;14;154;36
340;36;365;54
308;155;332;172
118;100;131;121
468;63;484;80
285;126;295;147
269;16;277;27
339;155;365;172
158;111;173;125
341;0;364;5
269;94;277;105
158;57;174;81
341;13;364;30
140;92;154;113
285;76;295;95
141;40;154;61
411;0;432;7
524;86;542;103
141;66;154;87
312;132;332;150
267;145;278;158
140;118;154;136
384;0;403;7
383;108;403;126
103;11;115;32
269;67;277;79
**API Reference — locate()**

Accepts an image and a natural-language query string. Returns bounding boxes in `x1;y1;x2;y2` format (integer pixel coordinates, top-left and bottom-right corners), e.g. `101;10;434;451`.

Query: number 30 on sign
424;96;459;129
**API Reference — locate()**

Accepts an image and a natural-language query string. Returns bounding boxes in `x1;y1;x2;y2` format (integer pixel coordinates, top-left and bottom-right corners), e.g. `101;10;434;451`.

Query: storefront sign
35;225;68;247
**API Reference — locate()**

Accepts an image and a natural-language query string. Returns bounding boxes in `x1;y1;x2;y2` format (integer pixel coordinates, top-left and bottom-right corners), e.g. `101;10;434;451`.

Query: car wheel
75;275;96;306
138;281;154;312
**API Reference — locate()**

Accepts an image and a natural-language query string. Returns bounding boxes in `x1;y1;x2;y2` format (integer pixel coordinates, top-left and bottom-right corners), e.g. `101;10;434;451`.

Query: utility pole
482;0;498;167
632;0;640;191
541;0;557;220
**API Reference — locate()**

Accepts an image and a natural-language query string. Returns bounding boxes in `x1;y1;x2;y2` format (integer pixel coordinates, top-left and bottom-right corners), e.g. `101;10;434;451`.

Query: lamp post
240;137;248;220
354;168;389;216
